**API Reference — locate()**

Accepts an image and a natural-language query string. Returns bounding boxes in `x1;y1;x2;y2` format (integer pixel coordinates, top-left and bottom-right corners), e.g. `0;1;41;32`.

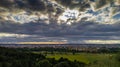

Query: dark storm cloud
0;0;119;12
26;0;46;11
54;0;119;12
0;0;14;8
0;0;90;13
0;0;48;12
55;0;72;7
1;20;120;37
0;0;65;16
55;0;90;11
0;0;118;13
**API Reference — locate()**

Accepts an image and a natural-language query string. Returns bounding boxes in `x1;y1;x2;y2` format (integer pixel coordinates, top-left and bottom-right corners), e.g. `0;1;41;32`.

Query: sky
0;0;120;44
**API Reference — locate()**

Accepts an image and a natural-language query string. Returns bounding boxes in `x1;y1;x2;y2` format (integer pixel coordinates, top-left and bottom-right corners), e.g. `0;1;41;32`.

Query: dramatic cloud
26;0;46;11
0;0;14;8
0;0;120;38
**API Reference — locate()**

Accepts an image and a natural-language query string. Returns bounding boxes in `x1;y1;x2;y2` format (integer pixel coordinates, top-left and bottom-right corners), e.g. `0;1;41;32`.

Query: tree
54;61;70;67
1;62;11;67
36;60;52;67
116;52;120;62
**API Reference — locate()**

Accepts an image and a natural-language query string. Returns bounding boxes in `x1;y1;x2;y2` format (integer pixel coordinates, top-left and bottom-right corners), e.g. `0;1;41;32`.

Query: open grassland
47;53;91;64
47;53;120;67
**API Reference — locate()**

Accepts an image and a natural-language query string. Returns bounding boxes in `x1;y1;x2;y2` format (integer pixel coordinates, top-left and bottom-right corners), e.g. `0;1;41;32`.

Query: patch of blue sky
86;7;109;16
113;13;120;19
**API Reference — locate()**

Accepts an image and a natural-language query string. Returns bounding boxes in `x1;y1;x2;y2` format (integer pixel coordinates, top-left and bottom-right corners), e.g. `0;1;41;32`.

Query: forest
0;47;120;67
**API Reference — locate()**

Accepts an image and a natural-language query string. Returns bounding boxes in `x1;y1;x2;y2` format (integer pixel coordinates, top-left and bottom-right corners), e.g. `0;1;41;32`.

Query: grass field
46;53;120;67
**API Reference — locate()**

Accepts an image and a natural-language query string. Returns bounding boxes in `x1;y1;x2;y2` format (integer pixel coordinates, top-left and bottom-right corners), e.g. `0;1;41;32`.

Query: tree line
0;47;86;67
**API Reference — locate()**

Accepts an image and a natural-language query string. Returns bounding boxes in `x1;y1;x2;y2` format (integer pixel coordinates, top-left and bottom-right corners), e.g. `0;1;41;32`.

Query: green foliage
47;53;120;67
47;54;90;64
116;52;120;62
0;47;86;67
0;47;45;67
0;47;120;67
36;60;52;67
54;61;70;67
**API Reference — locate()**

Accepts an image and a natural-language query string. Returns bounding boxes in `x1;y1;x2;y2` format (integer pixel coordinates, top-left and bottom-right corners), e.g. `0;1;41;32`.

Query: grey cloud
55;0;90;11
55;0;72;7
0;0;120;37
1;20;120;37
0;0;119;15
26;0;46;11
0;0;54;13
0;0;14;8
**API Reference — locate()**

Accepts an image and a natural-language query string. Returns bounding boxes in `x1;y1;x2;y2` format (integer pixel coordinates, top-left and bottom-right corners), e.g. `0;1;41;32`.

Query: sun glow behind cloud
58;9;79;25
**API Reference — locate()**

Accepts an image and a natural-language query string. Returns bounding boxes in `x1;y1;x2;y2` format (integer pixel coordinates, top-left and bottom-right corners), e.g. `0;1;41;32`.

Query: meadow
47;53;120;67
0;47;120;67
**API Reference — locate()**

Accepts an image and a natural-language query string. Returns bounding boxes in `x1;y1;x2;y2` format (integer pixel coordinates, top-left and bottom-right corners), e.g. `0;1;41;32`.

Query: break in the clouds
0;0;120;38
0;0;119;24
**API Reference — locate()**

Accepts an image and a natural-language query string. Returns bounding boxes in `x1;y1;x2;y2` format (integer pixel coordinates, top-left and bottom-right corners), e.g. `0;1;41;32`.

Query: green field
0;47;120;67
47;53;120;67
